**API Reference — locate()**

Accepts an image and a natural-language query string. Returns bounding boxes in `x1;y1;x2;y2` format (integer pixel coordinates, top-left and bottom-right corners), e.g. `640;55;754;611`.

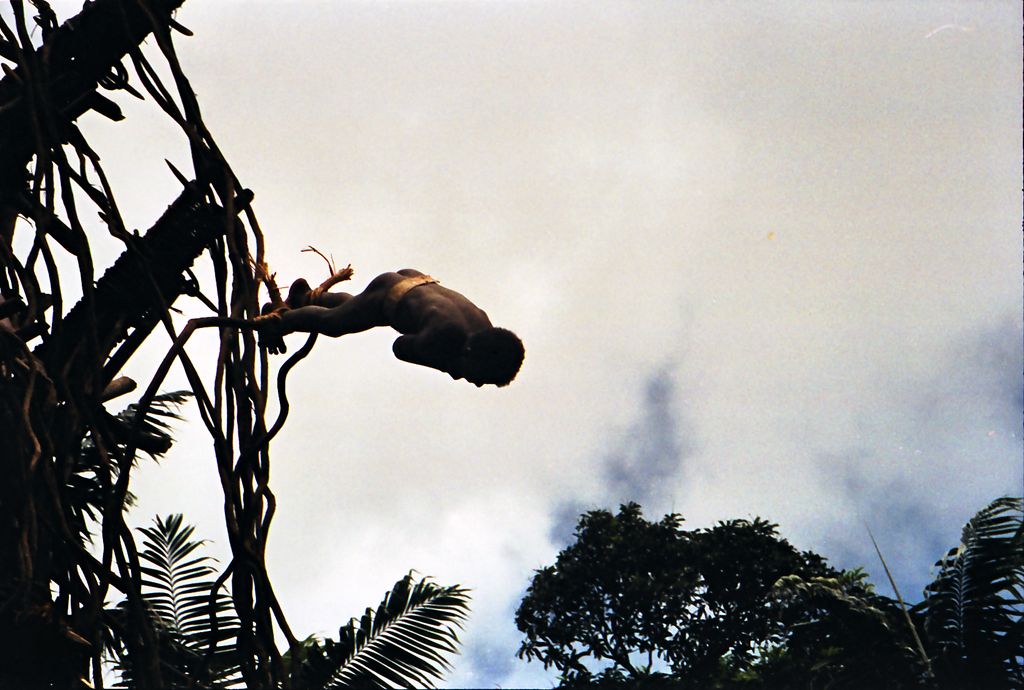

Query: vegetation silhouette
0;1;469;687
517;498;1023;689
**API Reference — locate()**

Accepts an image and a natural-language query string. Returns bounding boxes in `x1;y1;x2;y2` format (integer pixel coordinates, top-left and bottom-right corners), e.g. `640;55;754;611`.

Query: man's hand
254;312;287;355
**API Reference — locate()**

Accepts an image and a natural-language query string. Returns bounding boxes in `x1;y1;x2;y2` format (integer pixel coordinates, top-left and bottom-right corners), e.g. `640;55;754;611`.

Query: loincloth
383;274;438;321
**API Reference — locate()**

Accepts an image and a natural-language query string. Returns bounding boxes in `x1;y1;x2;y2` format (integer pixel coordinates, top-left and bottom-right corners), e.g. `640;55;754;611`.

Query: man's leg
277;289;388;338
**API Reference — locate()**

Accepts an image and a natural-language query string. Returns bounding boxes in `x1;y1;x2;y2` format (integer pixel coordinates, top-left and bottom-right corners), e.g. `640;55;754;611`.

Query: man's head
461;327;525;387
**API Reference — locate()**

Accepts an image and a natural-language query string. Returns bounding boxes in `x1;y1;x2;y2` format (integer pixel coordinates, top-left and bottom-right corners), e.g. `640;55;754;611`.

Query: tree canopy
515;502;858;686
517;498;1023;689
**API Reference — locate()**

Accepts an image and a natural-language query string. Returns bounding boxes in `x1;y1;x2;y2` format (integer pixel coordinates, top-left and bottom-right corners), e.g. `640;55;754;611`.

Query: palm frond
920;496;1023;686
137;514;215;633
304;573;470;689
115;390;193;458
106;514;242;688
70;391;193;543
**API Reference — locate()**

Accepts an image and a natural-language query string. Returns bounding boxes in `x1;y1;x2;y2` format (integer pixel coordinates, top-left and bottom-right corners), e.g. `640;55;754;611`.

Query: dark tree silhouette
515;503;860;686
0;2;469;687
517;499;1023;689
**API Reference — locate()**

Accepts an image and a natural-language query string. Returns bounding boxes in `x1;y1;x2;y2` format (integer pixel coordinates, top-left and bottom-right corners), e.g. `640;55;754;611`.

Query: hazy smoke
822;450;949;600
603;367;689;508
549;366;693;546
973;317;1024;430
819;315;1023;601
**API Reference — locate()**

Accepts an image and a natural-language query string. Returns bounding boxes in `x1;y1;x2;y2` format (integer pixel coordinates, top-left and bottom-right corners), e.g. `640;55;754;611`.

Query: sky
8;1;1023;687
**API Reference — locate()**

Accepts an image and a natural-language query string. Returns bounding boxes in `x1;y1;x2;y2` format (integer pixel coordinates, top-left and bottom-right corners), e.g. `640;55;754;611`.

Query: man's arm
391;326;467;373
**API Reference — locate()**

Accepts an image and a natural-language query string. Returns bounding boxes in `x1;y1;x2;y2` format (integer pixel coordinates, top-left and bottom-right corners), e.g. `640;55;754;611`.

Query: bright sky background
15;1;1023;687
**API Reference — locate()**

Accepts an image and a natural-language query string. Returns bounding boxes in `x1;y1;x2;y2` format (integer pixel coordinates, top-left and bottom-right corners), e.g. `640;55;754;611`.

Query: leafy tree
764;496;1024;690
764;568;925;689
515;504;694;684
515;503;854;687
519;498;1024;690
